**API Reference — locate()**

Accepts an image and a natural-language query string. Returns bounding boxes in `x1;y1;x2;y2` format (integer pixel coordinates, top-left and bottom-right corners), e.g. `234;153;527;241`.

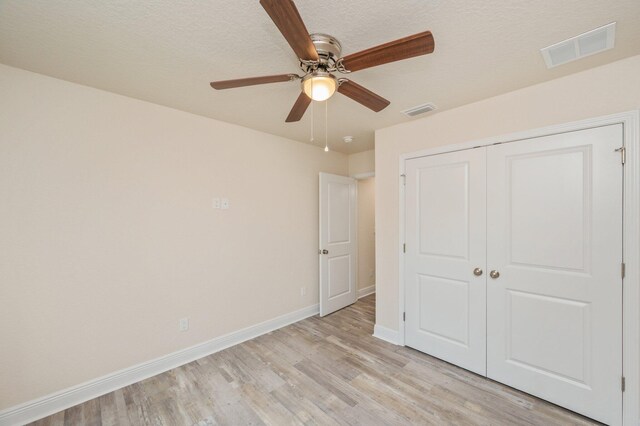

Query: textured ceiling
1;1;640;153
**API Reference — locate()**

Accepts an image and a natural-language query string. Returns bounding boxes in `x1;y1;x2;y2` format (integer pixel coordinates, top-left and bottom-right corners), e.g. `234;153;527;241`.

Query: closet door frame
397;110;640;425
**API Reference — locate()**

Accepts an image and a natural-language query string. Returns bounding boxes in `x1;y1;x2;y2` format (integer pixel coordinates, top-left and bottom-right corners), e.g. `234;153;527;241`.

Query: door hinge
622;376;626;392
622;262;626;279
400;174;406;186
403;243;406;253
403;312;406;322
615;147;626;165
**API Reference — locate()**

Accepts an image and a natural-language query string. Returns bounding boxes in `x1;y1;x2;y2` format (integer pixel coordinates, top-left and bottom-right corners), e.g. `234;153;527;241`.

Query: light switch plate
179;317;189;332
221;198;229;209
213;198;221;209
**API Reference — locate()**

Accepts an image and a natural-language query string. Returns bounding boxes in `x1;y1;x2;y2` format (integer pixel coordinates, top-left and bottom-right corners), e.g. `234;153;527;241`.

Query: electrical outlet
213;198;221;209
300;287;306;297
221;198;230;209
179;317;189;332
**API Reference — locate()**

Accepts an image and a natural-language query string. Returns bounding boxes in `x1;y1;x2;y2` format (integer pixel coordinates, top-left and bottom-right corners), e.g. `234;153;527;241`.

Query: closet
404;124;623;425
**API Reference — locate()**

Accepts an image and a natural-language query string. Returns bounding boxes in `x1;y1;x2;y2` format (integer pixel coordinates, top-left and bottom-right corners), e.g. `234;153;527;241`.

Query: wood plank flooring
31;295;599;425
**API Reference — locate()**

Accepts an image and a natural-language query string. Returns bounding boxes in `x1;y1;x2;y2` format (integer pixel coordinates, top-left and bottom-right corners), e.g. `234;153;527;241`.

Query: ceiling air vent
401;102;437;118
541;22;616;69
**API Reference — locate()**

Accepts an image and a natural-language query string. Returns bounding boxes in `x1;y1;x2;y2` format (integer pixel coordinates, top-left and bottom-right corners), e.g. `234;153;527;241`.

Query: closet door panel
486;124;623;425
405;148;487;375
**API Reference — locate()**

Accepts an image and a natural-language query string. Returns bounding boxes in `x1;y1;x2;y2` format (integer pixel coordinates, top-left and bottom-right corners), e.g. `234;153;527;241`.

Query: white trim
0;304;319;426
352;171;375;180
358;285;376;299
398;110;640;425
622;110;640;426
398;159;406;346
373;324;401;345
400;112;639;162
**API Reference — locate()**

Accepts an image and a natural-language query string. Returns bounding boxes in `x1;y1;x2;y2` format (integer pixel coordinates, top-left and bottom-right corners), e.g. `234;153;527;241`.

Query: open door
319;173;357;316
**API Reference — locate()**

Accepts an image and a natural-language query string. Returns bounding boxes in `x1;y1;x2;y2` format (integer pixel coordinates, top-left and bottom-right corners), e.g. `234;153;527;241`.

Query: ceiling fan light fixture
302;72;337;102
211;0;435;123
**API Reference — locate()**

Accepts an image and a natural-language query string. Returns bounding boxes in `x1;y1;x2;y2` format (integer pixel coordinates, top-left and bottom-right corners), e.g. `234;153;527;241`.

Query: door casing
396;110;640;425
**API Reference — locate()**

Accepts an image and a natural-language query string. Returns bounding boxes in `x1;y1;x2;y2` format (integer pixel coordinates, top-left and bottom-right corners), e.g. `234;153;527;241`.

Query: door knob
322;249;329;254
473;268;483;276
490;270;500;279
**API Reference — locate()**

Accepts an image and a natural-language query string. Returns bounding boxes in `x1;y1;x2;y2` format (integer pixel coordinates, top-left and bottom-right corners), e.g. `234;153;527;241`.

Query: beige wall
348;149;375;293
0;64;348;409
348;149;374;177
357;177;375;292
375;55;640;331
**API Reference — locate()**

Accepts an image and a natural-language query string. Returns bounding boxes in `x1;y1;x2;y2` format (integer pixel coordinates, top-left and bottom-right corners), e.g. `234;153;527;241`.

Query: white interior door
404;148;487;375
319;173;357;316
486;125;623;425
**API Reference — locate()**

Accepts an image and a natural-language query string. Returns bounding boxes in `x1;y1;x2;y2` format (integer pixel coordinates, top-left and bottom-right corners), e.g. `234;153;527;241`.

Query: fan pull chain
310;79;314;142
310;100;314;142
324;99;329;152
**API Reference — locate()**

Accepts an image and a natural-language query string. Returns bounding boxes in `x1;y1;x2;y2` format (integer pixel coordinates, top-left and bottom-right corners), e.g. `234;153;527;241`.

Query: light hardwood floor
31;295;599;425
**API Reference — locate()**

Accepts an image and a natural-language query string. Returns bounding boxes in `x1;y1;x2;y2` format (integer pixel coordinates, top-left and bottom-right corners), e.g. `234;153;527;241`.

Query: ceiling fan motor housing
310;33;342;65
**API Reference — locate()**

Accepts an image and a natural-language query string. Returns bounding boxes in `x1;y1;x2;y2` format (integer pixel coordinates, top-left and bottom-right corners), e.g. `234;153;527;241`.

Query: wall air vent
401;103;437;118
541;22;616;69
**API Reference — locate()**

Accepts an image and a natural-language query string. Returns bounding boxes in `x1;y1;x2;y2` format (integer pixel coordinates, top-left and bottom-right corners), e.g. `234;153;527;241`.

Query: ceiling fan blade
338;80;390;112
259;0;319;61
340;31;434;72
210;74;297;90
285;92;312;122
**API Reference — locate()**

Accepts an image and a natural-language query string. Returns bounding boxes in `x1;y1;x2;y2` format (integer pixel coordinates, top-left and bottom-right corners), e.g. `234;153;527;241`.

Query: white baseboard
373;324;401;345
357;285;375;299
0;304;319;426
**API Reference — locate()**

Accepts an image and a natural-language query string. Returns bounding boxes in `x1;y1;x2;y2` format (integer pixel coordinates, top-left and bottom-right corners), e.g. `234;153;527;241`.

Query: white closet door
405;148;487;375
486;125;623;425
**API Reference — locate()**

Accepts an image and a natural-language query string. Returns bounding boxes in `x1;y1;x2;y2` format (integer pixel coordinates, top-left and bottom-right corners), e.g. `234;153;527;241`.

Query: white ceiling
1;1;639;154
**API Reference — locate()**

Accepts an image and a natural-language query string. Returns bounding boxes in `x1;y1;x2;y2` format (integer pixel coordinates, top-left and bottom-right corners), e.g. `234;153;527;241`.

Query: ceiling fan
210;0;435;123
